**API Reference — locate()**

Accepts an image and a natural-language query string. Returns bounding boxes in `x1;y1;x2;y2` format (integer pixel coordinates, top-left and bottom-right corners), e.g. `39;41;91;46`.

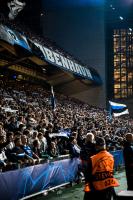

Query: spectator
123;133;133;190
38;132;47;156
48;141;59;158
11;137;34;165
21;135;40;163
69;136;81;158
32;139;41;158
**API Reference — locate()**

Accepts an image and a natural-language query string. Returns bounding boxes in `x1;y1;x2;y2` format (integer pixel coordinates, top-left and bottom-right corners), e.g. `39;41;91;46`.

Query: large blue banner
0;151;124;200
0;158;80;200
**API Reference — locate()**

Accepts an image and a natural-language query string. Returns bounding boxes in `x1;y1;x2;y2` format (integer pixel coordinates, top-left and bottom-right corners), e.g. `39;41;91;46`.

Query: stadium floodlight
7;0;26;20
119;16;124;20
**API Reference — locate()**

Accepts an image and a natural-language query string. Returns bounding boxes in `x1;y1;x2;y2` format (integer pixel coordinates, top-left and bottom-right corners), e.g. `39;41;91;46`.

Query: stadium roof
0;24;102;92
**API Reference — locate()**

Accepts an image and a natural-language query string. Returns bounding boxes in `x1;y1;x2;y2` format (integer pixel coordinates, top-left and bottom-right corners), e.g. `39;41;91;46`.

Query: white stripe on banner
109;101;127;110
113;109;129;117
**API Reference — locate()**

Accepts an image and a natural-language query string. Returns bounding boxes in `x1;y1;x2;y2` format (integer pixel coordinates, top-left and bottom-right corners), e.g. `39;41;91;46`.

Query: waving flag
51;86;56;110
109;101;129;117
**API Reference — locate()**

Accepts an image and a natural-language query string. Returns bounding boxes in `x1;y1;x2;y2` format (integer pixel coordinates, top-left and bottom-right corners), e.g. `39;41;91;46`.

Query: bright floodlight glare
112;7;115;10
119;16;124;20
129;28;132;32
110;4;113;7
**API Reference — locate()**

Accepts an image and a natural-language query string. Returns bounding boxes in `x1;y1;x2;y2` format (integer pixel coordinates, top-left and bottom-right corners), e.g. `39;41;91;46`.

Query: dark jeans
127;178;133;190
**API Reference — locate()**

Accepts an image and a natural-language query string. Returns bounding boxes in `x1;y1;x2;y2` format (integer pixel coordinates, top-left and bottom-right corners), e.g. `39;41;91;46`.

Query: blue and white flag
109;101;129;117
113;109;129;117
49;133;69;138
51;86;56;110
59;128;71;137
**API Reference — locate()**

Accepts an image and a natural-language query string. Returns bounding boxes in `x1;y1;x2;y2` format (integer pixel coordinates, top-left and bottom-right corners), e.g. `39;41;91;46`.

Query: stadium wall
42;5;106;108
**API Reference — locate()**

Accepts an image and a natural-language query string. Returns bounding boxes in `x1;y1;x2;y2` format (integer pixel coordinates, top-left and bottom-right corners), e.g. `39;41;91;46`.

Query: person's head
69;136;77;144
33;131;38;138
0;135;6;144
50;141;56;149
104;134;110;141
18;124;25;132
21;135;28;145
95;137;106;151
18;116;24;122
125;133;133;143
85;132;95;143
10;116;16;123
14;137;22;147
7;132;14;142
23;129;30;136
33;139;40;148
38;132;43;140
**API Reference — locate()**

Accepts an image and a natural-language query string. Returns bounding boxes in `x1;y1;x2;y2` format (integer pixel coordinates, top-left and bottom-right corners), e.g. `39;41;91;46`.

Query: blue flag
109;101;129;117
51;86;56;110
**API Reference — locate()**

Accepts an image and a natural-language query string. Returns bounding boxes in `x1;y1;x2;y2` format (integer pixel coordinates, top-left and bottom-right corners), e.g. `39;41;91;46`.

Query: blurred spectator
69;136;81;158
11;137;34;165
32;139;41;158
48;141;59;158
21;135;40;163
38;132;47;156
123;133;133;190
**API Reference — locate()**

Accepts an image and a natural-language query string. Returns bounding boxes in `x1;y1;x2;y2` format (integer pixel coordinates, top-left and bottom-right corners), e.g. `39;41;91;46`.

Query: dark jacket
80;141;96;161
123;141;133;190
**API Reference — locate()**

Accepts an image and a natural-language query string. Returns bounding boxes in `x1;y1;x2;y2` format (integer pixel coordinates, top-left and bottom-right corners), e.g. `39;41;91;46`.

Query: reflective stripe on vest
84;183;91;192
91;150;119;190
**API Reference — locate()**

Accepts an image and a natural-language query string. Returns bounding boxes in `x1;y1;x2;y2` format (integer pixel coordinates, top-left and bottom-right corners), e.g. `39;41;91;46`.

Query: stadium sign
32;41;93;80
0;24;94;81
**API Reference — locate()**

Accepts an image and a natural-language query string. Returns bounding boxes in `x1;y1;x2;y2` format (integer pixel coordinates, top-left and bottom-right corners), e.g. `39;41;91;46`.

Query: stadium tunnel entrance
0;24;102;97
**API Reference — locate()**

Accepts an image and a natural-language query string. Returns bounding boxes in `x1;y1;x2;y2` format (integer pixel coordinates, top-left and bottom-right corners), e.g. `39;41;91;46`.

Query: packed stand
0;79;133;172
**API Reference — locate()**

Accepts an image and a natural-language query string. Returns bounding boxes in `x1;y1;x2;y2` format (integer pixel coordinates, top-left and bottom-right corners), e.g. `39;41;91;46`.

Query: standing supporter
80;133;96;177
29;131;38;146
80;132;96;161
38;132;47;156
7;116;17;132
32;139;41;158
12;137;35;165
68;136;81;158
21;135;40;163
6;132;15;150
123;133;133;190
17;116;25;128
84;137;119;200
77;128;85;148
0;135;7;171
48;140;59;158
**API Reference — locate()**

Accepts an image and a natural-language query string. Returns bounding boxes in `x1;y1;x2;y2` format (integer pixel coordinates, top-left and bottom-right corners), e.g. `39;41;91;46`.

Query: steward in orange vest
84;137;119;200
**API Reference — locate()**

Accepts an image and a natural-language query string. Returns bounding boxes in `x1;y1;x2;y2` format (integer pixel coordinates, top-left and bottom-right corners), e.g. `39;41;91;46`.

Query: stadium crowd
0;79;132;172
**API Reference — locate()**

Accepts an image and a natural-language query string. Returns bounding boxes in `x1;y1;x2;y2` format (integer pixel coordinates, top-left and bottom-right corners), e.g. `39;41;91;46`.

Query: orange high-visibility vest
90;150;119;190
